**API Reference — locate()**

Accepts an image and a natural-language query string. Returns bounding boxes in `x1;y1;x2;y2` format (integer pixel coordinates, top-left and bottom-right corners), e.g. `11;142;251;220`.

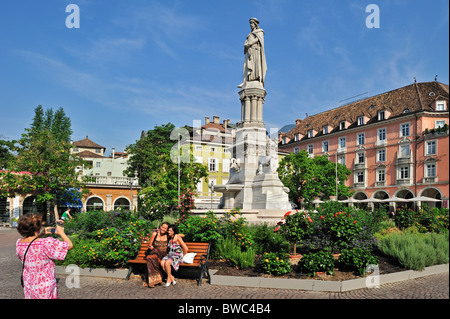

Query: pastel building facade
71;136;139;212
278;81;449;210
185;116;235;209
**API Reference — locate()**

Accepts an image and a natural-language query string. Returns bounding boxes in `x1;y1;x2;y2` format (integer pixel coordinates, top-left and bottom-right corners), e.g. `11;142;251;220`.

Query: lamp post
178;137;181;207
335;150;338;200
209;181;215;210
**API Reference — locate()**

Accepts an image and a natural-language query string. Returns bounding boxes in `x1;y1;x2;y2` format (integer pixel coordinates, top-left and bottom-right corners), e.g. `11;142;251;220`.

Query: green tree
0;106;88;221
125;123;208;220
277;150;352;205
0;139;17;170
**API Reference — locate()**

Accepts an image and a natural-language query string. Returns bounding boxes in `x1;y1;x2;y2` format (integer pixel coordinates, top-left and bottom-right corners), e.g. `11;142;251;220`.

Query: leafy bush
295;202;378;252
394;206;415;230
175;188;196;222
394;205;449;233
219;209;254;251
250;223;289;255
177;211;223;257
278;210;313;251
297;251;335;276
216;237;255;269
412;206;449;233
305;210;366;251
338;248;378;275
376;231;449;270
261;252;292;276
58;210;155;268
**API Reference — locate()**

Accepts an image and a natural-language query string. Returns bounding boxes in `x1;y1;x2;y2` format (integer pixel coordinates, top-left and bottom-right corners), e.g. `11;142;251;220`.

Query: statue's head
249;18;259;30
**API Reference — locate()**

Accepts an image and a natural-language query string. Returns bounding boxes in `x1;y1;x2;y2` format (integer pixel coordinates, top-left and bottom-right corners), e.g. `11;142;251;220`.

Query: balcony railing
81;175;139;186
423;176;437;183
354;181;366;188
396;152;412;165
396;178;411;186
375;139;387;147
354;162;366;170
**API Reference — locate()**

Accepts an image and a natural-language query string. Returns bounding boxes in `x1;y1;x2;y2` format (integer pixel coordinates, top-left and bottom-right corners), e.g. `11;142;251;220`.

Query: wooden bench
126;240;211;286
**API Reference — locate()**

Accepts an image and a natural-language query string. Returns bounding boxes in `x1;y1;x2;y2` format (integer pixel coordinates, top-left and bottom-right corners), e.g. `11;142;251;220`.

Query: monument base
191;208;291;225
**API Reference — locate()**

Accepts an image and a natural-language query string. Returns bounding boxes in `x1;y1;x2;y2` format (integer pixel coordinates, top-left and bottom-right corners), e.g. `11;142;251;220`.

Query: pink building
278;81;449;210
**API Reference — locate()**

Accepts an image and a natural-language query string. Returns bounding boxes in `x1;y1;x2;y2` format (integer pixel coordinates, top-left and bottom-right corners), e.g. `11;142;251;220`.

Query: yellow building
185;116;235;209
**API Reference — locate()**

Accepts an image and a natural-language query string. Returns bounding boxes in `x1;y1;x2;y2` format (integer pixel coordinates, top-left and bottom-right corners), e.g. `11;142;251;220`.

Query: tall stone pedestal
215;81;290;211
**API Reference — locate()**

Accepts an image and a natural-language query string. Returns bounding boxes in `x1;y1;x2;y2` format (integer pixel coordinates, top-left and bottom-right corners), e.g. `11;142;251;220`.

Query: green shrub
376;232;449;270
297;251;335;276
58;210;155;268
216;237;255;269
338;248;378;275
250;223;290;255
413;206;449;233
278;210;313;251
261;252;292;276
177;212;223;257
219;209;254;251
394;206;415;230
394;206;449;233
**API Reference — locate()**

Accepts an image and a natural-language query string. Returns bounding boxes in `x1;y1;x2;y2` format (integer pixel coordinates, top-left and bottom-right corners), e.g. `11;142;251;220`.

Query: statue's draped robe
242;28;267;86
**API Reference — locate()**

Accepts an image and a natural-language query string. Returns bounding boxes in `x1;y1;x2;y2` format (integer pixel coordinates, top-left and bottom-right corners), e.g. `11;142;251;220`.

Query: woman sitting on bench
160;224;188;287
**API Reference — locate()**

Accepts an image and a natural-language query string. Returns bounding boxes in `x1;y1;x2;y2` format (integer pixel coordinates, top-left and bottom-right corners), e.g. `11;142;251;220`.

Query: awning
379;196;409;202
57;188;83;208
405;196;441;202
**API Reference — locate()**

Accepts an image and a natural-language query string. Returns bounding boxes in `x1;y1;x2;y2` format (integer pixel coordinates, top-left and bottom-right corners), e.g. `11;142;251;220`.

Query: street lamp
209;181;215;210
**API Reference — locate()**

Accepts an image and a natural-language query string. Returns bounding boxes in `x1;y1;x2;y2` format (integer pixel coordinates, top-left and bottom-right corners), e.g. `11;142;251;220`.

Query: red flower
284;211;292;217
353;220;357;224
274;226;280;232
320;215;324;220
308;217;313;223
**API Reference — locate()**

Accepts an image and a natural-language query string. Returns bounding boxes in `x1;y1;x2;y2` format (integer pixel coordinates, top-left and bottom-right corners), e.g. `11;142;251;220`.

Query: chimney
112;148;115;159
205;117;210;124
213;116;220;124
223;119;230;128
295;119;302;125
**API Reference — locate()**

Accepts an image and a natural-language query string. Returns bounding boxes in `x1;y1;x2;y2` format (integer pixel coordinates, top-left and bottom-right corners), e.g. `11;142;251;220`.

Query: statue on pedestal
238;18;267;88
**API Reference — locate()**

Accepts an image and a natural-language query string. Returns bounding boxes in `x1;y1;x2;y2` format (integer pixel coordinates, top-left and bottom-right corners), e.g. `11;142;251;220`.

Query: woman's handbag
21;237;39;287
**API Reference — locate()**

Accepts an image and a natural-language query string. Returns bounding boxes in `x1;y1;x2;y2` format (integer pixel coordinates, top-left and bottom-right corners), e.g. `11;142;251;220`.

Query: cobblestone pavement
1;228;449;301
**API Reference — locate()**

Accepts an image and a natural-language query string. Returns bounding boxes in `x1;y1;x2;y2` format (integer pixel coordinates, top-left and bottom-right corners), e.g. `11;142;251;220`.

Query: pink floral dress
16;237;69;299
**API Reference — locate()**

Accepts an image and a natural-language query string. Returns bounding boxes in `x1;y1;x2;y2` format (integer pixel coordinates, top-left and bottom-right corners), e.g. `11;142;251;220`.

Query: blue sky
0;0;448;155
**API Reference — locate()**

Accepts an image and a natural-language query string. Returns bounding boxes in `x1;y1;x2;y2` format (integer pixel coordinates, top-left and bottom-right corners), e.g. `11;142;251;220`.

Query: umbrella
357;198;383;203
380;196;409;202
405;196;441;202
339;198;357;203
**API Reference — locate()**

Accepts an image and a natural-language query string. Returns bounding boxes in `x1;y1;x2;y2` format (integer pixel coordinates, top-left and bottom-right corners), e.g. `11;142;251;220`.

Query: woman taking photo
16;213;73;299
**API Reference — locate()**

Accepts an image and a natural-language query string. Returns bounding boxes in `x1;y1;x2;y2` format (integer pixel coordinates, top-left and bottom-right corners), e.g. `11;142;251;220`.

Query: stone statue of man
238;18;267;88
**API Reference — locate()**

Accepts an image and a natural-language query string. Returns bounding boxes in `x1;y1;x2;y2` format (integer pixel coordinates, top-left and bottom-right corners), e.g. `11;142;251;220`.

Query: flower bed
57;203;448;279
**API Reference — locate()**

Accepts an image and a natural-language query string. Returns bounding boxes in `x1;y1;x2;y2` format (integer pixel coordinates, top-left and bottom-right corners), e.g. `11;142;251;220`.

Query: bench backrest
134;239;151;261
182;242;210;265
134;240;210;264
